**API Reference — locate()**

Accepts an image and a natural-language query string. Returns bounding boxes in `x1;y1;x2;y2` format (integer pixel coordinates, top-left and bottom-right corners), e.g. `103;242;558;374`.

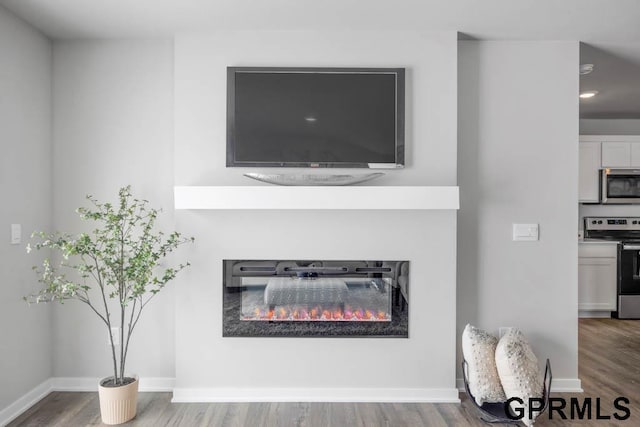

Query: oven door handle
623;244;640;250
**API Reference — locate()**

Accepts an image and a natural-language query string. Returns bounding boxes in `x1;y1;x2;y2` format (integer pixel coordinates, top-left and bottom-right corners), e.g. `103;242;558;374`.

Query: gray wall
51;40;176;379
0;5;52;411
1;25;585;408
457;41;580;386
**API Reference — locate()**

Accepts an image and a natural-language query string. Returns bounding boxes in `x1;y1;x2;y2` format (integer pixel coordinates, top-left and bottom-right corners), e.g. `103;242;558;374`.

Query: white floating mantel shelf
174;186;459;210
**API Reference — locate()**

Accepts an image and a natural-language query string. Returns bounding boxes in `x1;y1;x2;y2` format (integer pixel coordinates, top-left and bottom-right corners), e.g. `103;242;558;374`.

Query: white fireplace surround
174;186;460;210
172;184;461;402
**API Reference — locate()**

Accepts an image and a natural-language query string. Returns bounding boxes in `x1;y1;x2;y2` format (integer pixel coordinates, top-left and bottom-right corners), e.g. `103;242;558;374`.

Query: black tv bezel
226;66;405;169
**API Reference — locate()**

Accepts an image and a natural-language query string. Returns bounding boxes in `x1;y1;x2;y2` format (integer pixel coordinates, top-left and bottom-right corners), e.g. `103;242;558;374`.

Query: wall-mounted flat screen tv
227;67;405;168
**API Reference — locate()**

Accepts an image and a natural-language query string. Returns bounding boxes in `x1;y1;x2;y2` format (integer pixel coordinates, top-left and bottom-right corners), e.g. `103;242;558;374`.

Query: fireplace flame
243;305;391;322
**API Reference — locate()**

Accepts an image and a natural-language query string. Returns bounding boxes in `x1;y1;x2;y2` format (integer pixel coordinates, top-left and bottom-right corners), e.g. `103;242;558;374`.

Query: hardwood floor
8;319;640;426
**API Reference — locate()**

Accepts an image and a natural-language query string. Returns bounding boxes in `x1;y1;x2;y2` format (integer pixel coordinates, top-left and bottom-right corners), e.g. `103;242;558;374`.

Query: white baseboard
51;377;101;391
578;303;613;311
579;310;612;318
137;377;175;392
551;379;583;392
456;378;583;393
171;387;460;403
0;379;52;427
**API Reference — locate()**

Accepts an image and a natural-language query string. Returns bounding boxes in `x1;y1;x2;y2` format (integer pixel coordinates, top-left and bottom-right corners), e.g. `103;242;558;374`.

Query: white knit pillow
461;324;506;405
495;328;544;427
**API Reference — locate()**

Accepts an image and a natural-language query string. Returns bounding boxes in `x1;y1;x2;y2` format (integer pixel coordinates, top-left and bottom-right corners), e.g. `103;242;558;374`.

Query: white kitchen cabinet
579;142;601;202
578;243;617;316
598;139;640;168
580;135;640;169
601;142;632;167
631;143;640;167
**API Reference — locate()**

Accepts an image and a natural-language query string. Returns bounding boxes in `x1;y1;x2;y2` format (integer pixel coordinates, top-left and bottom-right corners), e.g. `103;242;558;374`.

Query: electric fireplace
222;259;409;337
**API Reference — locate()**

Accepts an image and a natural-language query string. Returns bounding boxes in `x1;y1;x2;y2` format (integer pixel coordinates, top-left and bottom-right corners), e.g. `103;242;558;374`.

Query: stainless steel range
585;217;640;319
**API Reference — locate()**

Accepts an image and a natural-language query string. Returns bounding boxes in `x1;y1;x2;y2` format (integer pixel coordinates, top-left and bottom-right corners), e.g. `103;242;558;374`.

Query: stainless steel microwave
602;168;640;204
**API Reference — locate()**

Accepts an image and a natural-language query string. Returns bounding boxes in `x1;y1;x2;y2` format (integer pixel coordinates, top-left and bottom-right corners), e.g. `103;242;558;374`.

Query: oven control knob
598;220;603;224
592;220;597;224
634;221;638;225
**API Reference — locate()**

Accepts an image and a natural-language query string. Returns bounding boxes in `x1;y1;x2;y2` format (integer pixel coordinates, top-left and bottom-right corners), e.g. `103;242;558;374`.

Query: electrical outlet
109;327;120;346
499;327;512;338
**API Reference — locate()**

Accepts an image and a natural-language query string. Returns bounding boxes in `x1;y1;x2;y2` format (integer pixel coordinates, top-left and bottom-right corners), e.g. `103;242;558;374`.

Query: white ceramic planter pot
98;376;139;425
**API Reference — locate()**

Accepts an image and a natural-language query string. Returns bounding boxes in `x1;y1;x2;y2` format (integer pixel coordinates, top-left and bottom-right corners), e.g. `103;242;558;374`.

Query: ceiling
580;43;640;119
2;0;640;119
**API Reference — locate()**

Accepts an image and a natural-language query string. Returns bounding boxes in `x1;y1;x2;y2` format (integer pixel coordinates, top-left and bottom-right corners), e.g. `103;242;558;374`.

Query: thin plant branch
25;186;193;387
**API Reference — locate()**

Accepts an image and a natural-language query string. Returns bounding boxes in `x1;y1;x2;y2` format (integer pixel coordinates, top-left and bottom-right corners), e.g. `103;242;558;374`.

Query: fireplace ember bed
222;260;409;337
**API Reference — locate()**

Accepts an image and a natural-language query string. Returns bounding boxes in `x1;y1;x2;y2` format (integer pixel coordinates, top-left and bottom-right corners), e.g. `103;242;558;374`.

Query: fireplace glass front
223;260;408;337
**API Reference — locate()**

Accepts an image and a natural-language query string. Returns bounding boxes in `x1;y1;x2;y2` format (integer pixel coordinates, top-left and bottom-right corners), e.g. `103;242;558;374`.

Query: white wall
457;41;580;388
51;40;176;380
173;31;460;399
0;5;52;412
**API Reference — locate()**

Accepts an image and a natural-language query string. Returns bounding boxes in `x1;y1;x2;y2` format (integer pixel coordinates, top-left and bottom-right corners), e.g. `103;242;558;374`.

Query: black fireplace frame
222;259;409;338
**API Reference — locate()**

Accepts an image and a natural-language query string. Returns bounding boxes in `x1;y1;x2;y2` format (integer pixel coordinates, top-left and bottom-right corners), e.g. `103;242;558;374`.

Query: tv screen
227;67;405;168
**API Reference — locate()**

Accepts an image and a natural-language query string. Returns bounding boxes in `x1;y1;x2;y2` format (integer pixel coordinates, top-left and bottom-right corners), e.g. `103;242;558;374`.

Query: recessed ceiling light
580;64;594;75
579;90;599;99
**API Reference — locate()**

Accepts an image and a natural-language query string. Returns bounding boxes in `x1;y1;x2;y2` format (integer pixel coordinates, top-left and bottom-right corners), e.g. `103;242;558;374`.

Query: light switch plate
10;224;21;244
513;223;539;241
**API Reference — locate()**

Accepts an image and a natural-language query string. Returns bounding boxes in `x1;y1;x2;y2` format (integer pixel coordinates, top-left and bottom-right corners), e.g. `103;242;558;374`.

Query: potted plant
25;186;193;425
